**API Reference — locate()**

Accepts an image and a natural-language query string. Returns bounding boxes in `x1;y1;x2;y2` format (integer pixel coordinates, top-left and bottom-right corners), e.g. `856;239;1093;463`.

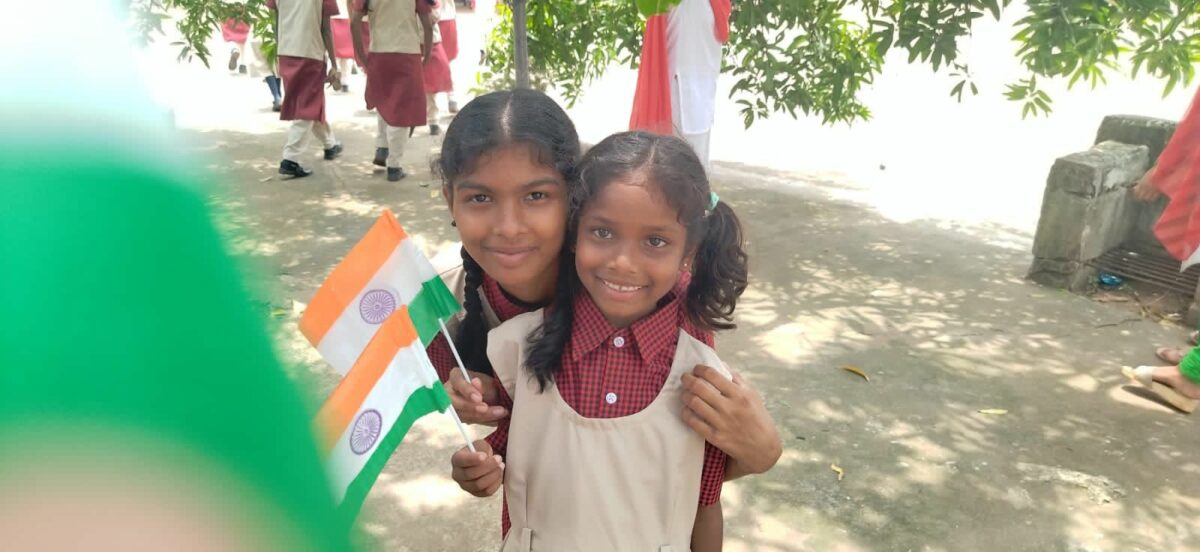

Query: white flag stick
438;318;474;385
437;318;476;453
447;405;477;453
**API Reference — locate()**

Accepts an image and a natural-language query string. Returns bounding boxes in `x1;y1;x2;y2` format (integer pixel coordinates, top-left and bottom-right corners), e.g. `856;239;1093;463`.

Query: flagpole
447;405;477;453
437;318;475;386
437;318;478;453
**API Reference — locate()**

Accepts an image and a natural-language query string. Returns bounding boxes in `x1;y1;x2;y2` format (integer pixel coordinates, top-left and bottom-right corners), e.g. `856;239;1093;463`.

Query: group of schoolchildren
255;0;459;180
265;1;782;550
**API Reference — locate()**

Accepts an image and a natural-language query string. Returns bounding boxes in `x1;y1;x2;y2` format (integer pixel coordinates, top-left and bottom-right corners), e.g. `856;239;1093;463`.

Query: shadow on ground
182;128;1200;552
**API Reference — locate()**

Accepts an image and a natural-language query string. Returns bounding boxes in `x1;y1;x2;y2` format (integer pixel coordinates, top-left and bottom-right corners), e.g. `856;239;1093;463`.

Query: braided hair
434;89;581;376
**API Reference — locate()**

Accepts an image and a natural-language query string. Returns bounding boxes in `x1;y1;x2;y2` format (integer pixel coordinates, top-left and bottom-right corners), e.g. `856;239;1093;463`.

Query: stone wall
1029;113;1200;317
1028;141;1150;291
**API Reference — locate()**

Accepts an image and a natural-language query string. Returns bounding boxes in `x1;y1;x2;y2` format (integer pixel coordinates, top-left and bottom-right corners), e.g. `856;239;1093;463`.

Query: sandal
1122;366;1198;413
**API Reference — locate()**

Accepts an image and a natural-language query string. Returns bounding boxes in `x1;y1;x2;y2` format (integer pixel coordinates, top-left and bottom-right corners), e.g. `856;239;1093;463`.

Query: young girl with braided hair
450;131;751;551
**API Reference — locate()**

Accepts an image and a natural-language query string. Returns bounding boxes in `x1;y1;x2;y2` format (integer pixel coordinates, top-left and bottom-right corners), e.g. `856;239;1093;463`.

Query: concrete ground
140;8;1199;552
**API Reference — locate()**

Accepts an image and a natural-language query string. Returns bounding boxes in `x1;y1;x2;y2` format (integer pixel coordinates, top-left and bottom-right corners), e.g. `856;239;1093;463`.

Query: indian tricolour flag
300;209;460;374
313;305;452;521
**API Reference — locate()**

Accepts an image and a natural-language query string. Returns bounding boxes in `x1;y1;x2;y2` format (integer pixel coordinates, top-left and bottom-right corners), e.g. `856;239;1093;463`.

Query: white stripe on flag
316;239;439;375
326;340;440;504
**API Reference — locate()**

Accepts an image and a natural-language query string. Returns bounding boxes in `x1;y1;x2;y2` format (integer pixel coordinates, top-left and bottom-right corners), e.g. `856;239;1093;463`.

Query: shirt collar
568;281;687;364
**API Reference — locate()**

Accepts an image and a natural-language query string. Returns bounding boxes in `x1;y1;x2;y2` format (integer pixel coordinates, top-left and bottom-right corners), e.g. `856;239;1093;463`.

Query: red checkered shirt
427;272;538;381
485;282;728;537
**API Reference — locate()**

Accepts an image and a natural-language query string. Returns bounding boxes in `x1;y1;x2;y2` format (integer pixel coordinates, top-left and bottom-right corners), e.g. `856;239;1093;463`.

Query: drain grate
1088;247;1200;296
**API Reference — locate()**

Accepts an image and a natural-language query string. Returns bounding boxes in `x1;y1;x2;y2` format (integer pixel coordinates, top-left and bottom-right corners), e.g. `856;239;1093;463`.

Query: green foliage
636;0;682;16
138;0;1200;125
131;0;274;68
477;1;643;102
479;0;1200;126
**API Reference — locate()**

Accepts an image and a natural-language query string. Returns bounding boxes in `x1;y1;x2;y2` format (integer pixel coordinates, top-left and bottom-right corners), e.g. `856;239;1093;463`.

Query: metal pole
512;0;530;88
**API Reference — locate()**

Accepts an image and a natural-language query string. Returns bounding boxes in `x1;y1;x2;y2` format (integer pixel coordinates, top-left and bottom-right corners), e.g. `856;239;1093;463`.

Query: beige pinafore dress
487;310;731;552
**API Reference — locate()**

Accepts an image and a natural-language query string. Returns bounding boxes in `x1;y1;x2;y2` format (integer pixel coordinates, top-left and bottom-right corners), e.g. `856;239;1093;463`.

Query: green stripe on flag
409;277;462;347
336;381;453;526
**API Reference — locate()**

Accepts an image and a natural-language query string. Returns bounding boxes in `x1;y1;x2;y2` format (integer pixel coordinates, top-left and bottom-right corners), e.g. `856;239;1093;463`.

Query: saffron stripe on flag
300;212;408;345
314;307;451;520
300;209;460;375
314;305;420;447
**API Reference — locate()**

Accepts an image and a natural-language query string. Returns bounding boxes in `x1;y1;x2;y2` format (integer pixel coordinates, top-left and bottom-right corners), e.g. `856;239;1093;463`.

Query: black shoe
408;127;415;138
238;64;248;74
387;167;407;182
448;100;459;113
373;147;388;167
228;50;240;71
430;124;441;136
279;160;312;178
324;143;343;160
272;100;282;112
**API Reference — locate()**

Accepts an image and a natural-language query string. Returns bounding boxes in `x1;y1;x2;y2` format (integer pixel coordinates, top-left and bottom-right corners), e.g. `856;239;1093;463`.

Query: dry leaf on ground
840;365;870;382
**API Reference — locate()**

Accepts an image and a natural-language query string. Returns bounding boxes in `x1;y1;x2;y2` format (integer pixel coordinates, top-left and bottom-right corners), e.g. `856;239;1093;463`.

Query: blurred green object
0;144;352;550
636;0;681;16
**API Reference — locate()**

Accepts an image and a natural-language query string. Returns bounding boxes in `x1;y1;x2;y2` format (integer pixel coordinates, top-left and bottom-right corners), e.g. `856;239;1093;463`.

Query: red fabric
628;15;672;135
266;0;276;9
331;18;368;60
485;283;728;538
427;273;537;381
322;0;340;18
365;53;426;127
1150;86;1200;264
221;19;250;44
710;0;731;43
422;42;453;94
438;19;459;61
278;55;328;122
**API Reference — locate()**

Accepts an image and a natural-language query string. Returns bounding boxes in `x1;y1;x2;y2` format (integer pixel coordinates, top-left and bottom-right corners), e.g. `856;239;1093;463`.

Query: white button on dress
605;392;618;405
613;336;626;348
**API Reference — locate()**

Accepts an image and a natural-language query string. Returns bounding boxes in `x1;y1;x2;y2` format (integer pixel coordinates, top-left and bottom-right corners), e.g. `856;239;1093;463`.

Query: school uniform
356;0;430;169
436;0;458;61
485;284;730;551
268;0;341;164
423;1;454;126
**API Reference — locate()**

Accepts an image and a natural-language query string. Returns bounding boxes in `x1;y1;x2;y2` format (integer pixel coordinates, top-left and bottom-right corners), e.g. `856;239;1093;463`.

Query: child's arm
691;501;724;552
418;7;434;64
349;2;368;70
682;364;782;480
319;0;340;86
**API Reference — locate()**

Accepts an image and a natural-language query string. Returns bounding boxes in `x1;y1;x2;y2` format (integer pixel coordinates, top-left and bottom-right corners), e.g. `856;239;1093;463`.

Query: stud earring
450;220;457;227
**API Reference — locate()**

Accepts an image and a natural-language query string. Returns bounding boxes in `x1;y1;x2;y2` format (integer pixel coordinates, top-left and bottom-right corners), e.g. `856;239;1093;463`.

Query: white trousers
282;120;336;162
375;114;411;169
427;94;440;125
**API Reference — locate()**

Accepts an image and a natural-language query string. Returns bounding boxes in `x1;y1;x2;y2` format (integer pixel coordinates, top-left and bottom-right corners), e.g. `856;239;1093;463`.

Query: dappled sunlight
373;474;469;515
168;79;1200;549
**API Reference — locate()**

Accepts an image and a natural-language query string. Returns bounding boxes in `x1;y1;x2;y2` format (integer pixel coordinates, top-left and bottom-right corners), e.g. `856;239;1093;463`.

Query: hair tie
704;191;720;217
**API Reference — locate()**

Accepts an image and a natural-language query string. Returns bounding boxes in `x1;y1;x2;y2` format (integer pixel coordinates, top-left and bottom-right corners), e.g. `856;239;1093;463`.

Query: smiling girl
450;131;750;551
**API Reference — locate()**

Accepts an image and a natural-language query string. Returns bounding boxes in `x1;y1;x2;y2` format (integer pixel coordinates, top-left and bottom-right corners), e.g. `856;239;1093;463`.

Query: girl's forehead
456;144;564;189
584;180;678;220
